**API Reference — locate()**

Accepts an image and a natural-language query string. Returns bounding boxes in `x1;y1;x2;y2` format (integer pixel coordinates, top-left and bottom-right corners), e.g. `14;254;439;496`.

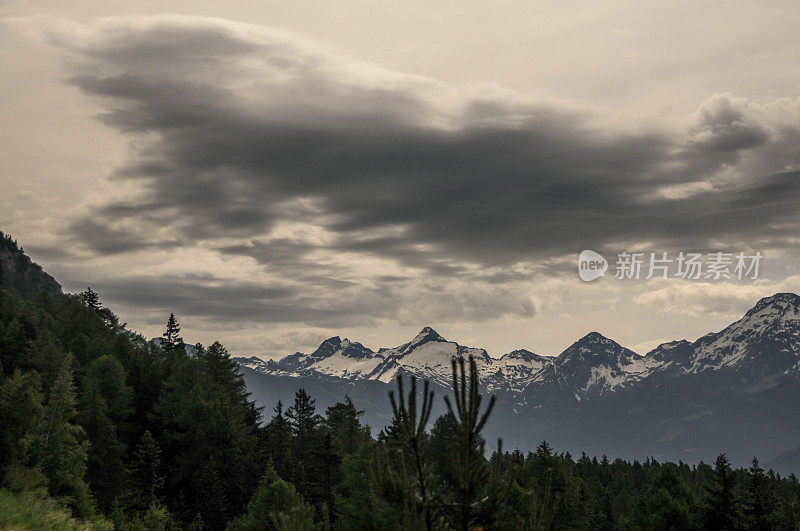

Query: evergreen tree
325;395;370;455
286;389;321;443
385;374;436;530
427;410;457;475
200;340;260;425
79;288;101;312
336;444;399;529
0;369;44;472
161;313;183;352
228;464;316;531
194;457;229;529
285;389;323;504
77;355;132;510
28;354;92;516
702;454;738;530
263;401;294;480
743;457;773;530
442;355;498;530
126;430;164;511
628;466;698;530
308;428;341;519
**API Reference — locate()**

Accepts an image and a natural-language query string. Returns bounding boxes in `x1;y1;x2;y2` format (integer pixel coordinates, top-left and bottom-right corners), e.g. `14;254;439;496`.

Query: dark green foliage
79;288;100;312
79;355;133;512
325;395;370;455
228;464;316;530
335;444;399;529
262;401;293;480
742;458;774;530
4;247;800;529
125;430;164;512
0;369;44;472
703;454;738;530
386;373;436;529
441;355;497;530
626;465;699;530
26;354;92;516
0;282;267;527
151;344;261;527
161;312;182;352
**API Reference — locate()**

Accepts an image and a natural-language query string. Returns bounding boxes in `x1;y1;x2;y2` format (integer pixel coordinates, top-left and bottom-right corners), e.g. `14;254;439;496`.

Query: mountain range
3;232;798;472
235;292;800;472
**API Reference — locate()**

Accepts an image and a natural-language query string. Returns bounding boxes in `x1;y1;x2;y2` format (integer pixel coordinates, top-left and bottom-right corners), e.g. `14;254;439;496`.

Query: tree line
1;284;800;529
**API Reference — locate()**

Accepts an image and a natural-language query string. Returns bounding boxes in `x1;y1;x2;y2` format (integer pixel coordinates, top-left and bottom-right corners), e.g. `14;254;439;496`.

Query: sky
2;1;800;359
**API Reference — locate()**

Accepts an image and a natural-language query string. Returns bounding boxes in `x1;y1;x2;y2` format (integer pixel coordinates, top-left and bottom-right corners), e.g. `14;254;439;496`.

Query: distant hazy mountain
236;293;800;473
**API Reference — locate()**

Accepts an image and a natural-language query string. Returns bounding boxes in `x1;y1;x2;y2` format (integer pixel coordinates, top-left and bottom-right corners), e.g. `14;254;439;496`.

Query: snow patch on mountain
688;293;800;373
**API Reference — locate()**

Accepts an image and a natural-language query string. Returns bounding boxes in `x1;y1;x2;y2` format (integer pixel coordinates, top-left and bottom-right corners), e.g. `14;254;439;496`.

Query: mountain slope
0;232;62;301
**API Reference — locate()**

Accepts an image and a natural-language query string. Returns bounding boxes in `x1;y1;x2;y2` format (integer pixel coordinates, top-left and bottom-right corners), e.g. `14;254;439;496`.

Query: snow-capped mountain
367;327;494;387
687;292;800;374
259;336;384;379
236;325;531;391
235;293;800;399
526;332;664;401
234;293;800;470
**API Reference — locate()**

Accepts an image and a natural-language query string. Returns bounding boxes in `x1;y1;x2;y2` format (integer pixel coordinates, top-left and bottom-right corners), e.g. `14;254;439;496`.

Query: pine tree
308;428;341;519
228;464;315;530
325;395;370;455
263;401;294;480
0;369;44;472
442;355;497;530
629;466;697;530
126;430;165;511
286;389;322;452
79;288;101;312
201;341;260;426
377;415;403;445
286;389;323;501
151;351;261;526
703;453;738;530
78;355;132;511
194;457;229;529
161;313;183;352
386;374;435;530
743;457;773;530
336;444;400;529
28;354;92;517
428;411;458;475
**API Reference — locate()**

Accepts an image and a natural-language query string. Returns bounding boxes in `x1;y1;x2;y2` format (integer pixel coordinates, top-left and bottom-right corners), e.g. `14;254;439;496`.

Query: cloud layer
14;14;800;354
54;16;800;263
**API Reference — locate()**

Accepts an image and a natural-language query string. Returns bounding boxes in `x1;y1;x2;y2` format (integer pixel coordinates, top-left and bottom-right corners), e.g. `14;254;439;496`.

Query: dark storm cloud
67;271;533;328
69;218;167;254
55;16;800;272
59;272;369;327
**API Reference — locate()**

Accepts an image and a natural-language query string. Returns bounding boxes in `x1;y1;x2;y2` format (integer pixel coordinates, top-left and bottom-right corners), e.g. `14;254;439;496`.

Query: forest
1;258;800;529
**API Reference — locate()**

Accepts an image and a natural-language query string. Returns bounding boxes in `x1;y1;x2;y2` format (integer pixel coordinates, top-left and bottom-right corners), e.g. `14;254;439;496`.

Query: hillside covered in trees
1;239;800;529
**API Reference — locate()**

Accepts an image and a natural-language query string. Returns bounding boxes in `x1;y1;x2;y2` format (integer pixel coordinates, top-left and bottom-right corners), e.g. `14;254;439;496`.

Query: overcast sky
2;1;800;358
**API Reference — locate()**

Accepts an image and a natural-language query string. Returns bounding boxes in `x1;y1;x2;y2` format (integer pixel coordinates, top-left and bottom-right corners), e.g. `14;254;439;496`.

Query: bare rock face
0;232;62;301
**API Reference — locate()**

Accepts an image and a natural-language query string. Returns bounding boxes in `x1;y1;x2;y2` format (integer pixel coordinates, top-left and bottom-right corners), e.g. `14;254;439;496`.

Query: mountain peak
410;326;446;346
747;292;800;317
314;336;343;357
559;332;635;365
501;349;541;362
575;331;614;346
